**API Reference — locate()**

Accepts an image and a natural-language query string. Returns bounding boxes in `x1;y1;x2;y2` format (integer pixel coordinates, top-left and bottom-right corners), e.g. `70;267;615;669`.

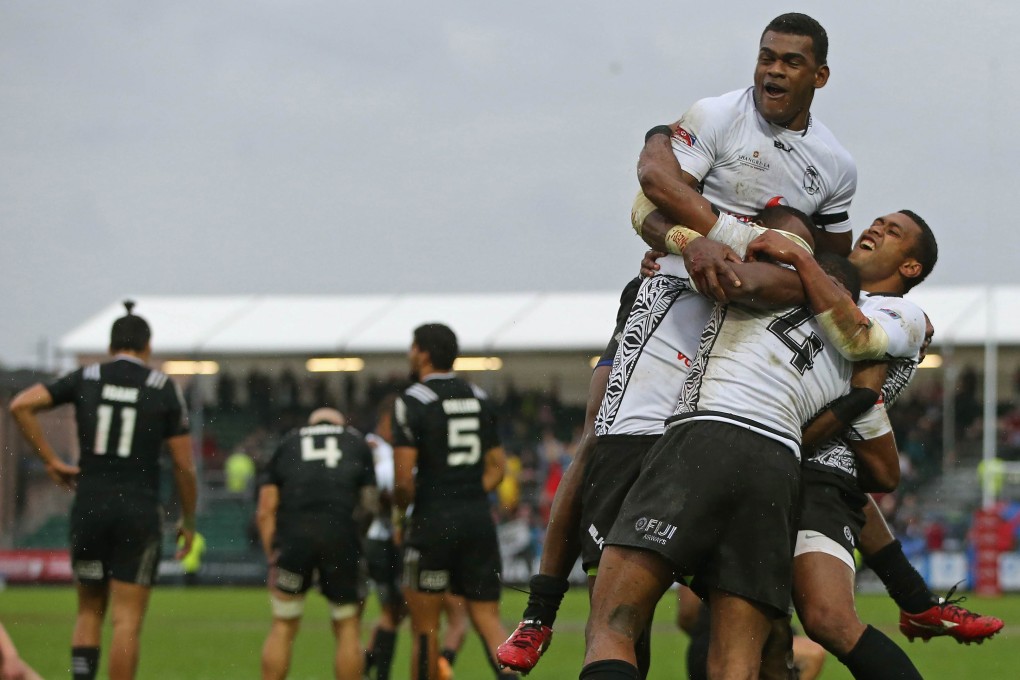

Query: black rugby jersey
260;424;375;519
45;356;189;498
391;373;499;511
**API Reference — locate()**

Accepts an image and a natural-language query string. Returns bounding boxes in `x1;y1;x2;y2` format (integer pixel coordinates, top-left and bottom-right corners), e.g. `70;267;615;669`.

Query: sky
3;1;1020;368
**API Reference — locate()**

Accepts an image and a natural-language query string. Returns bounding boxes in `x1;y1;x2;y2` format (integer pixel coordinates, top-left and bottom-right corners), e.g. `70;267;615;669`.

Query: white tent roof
59;286;1020;357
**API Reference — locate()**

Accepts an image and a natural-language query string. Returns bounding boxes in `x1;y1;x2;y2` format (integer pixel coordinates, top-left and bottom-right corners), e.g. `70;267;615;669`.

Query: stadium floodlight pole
941;342;957;475
982;286;998;511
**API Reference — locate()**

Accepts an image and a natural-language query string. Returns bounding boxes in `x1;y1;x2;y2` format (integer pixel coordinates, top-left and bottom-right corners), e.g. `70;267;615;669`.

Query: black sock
441;647;457;666
864;540;939;614
839;625;923;680
71;646;100;680
372;629;397;680
579;659;640;680
521;574;570;628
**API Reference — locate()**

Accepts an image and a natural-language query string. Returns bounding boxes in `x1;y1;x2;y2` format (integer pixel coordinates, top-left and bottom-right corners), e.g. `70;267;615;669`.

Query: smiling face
753;31;829;131
848;213;924;291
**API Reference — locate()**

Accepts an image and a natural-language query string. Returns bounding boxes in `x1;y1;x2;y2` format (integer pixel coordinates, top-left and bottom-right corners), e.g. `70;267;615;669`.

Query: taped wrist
830;386;881;426
816;309;891;360
664;225;703;255
631;191;658;236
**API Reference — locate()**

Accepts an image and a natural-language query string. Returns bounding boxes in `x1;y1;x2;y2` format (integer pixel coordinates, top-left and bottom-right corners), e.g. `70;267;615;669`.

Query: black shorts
272;515;364;605
364;537;403;606
70;492;162;587
579;435;659;572
403;503;501;601
607;421;801;617
797;469;868;562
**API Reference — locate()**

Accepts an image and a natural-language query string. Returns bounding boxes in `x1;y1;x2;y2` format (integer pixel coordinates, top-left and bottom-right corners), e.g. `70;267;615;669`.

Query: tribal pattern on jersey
675;303;727;415
808;356;919;479
595;274;691;436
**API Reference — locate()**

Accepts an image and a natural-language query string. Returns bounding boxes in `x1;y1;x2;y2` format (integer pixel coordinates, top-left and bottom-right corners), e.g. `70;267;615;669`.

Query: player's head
755;204;816;253
754;13;830;130
308;407;345;426
410;323;458;378
849;211;938;293
817;253;862;302
109;300;151;355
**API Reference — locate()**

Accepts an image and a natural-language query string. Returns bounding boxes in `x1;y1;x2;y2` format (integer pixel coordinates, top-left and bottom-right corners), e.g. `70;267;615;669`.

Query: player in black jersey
10;302;196;680
256;407;378;680
392;323;517;680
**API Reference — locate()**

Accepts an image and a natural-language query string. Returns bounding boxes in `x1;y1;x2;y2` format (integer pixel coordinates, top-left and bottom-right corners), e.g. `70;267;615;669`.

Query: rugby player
392;324;517;680
363;395;405;680
500;12;856;673
256;408;378;680
10;302;196;680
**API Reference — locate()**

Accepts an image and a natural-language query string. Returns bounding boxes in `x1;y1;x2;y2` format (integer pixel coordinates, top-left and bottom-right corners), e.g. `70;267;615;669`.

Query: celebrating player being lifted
392;324;518;680
10;302;197;680
256;407;378;680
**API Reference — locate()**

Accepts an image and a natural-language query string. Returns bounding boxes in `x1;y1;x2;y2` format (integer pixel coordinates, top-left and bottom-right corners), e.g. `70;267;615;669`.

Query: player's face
753;31;829;130
848;213;922;282
408;343;424;380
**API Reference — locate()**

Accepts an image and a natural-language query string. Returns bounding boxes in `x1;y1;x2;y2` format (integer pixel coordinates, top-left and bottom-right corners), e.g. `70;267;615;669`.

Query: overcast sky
3;1;1019;368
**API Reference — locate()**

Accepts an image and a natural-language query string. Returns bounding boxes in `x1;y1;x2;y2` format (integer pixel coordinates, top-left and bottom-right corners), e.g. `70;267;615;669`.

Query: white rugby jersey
672;87;857;233
595;265;712;437
672;300;852;458
806;292;927;479
365;432;394;540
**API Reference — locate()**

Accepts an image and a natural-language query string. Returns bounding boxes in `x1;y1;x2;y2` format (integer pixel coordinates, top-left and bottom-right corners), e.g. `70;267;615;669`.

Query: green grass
1;586;1017;678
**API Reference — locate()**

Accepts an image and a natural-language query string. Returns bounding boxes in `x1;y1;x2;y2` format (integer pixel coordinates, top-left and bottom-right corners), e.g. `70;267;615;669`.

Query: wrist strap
664;225;703;255
644;125;674;144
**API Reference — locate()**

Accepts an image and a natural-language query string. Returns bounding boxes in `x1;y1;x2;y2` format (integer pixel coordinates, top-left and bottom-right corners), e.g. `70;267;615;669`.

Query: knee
798;600;863;656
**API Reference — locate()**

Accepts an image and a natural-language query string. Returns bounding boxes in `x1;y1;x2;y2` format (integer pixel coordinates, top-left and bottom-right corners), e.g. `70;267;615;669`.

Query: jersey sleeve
357;439;378;489
598;277;642;368
257;445;283;487
813;154;857;234
163;381;191;438
391;395;420;448
479;398;501;452
869;299;926;360
671;95;740;182
45;368;83;406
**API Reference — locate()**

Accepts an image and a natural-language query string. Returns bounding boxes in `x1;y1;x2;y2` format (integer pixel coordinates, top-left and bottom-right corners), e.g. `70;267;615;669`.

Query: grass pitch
2;586;1017;678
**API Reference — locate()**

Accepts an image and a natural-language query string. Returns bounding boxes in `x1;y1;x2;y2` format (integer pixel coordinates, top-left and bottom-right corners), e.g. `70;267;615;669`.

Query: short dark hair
413;323;458;371
763;13;828;66
817;253;862;302
898;210;938;292
110;300;151;352
756;204;816;251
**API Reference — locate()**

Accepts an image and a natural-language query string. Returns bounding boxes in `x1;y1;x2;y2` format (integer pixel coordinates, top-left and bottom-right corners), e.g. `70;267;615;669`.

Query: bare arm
850;432;900;493
0;620;40;680
636;132;709;231
747;231;886;360
801;361;887;450
482;446;507;493
167;434;197;558
9;384;79;489
255;484;279;558
393;445;417;510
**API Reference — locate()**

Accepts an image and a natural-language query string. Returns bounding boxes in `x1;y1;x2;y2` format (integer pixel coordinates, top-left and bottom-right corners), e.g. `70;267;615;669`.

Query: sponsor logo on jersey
673;127;697;147
774;139;794;153
765;196;789;208
634;517;677;545
879;308;902;320
276;568;304;592
738;153;770;172
803;165;821;195
588;524;606;551
420;569;450;590
74;560;104;581
676;351;692;368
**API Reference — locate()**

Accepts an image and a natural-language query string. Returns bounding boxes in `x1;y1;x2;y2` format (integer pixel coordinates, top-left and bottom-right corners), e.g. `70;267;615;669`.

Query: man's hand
745;229;806;266
44;459;79;490
683;238;742;302
640;249;665;278
175;518;195;559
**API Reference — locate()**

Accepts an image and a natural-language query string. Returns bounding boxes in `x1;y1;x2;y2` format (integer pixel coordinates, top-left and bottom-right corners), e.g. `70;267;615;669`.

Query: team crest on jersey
803;165;821;195
673;127;697;147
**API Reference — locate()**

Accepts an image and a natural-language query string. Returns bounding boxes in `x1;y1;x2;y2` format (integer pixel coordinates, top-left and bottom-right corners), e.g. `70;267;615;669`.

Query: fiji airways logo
677;351;692;368
634;517;677;545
